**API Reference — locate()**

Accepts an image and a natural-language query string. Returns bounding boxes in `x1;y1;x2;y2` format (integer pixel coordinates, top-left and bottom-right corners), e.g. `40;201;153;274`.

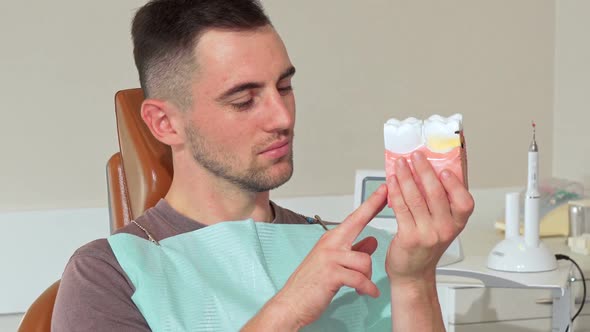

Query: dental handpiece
524;121;540;248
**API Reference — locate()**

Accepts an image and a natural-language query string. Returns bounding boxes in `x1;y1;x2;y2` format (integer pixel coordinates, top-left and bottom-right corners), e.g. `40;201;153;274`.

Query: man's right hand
242;185;389;331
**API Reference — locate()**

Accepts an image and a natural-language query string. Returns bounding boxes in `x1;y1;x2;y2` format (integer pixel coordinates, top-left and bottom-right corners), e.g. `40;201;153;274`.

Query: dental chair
107;88;173;231
17;88;173;332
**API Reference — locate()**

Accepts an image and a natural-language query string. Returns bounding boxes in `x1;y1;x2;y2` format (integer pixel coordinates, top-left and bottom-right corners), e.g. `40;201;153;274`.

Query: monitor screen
362;176;395;219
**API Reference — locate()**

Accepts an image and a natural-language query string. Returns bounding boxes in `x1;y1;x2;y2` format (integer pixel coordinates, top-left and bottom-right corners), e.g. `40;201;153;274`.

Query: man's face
184;26;296;192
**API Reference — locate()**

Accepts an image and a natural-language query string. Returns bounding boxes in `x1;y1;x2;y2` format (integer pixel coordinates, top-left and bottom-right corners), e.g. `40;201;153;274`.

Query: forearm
241;294;301;332
390;276;445;332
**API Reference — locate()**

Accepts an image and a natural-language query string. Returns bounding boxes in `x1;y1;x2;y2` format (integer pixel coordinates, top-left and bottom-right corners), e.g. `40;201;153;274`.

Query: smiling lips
259;139;290;159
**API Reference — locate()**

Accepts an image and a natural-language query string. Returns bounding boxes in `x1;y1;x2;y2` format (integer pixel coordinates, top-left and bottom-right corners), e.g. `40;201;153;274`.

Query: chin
272;162;294;183
262;161;293;190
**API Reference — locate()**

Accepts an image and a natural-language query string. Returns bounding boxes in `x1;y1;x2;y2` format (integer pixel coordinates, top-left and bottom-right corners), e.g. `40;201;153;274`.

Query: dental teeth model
384;114;468;202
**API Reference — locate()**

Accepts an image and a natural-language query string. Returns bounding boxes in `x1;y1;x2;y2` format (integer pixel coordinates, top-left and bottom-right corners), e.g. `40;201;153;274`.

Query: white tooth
426;114;461;131
427;114;446;122
384;117;423;154
385;118;401;126
449;113;463;128
424;114;463;153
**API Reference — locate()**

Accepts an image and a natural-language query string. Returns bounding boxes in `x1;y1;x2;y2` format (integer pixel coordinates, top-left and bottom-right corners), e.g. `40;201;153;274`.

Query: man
53;0;474;330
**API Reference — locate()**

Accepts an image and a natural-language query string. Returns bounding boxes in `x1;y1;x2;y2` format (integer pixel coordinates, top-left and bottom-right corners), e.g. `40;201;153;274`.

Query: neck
164;157;274;225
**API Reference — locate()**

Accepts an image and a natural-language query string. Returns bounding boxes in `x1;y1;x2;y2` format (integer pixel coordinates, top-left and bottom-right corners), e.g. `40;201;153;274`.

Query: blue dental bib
108;220;393;331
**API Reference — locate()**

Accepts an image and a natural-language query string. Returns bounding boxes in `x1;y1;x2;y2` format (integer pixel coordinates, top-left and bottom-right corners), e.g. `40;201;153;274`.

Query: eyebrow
278;66;296;82
216;66;297;102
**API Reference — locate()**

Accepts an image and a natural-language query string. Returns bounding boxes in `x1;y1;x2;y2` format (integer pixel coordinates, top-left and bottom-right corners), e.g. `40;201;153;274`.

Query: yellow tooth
426;136;461;152
424;114;462;153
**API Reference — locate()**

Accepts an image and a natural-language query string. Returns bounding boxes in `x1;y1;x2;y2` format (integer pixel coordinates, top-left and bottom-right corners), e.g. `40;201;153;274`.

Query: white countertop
436;225;585;292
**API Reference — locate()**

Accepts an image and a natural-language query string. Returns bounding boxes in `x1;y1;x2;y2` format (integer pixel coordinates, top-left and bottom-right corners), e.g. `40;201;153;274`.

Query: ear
140;98;185;146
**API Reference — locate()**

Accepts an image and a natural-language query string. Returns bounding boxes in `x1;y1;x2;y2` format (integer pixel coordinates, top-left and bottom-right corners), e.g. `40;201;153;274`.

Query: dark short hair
131;0;271;110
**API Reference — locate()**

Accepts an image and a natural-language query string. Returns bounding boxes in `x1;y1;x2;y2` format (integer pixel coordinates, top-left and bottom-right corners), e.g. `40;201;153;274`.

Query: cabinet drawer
448;315;590;331
448;317;551;332
445;287;554;324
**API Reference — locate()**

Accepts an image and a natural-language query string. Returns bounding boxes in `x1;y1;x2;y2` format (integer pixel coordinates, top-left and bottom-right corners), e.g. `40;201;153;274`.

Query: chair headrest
114;88;173;220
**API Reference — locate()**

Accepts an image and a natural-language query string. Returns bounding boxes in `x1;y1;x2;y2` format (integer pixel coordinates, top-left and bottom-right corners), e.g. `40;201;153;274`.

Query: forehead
193;26;292;87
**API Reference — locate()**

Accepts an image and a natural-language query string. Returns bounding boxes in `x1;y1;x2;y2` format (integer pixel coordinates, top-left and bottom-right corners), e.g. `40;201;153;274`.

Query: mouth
259;139;291;158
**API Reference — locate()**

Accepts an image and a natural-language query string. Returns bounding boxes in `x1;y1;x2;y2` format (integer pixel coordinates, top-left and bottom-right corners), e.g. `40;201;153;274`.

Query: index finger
331;184;388;246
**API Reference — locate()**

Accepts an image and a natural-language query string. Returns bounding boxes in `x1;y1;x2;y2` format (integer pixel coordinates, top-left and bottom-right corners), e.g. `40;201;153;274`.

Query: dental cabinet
437;226;589;331
277;185;590;331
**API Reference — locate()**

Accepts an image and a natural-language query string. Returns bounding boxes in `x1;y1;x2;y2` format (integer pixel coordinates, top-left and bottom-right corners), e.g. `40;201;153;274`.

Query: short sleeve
52;239;150;332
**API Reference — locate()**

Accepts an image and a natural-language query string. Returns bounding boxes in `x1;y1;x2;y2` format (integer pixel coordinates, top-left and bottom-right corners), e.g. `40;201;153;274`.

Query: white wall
266;0;555;198
0;1;145;212
553;0;590;190
0;1;556;213
0;314;23;332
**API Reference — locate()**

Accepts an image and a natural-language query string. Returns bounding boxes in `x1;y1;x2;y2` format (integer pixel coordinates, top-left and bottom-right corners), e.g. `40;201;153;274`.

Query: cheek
223;127;252;148
194;115;255;151
190;100;262;153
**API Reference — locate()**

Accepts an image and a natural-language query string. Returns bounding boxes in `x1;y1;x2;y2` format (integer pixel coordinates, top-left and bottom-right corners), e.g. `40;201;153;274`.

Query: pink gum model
384;137;468;207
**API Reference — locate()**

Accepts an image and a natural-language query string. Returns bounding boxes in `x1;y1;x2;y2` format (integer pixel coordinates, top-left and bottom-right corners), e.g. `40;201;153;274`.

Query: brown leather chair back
18;88;173;332
107;88;173;230
106;152;131;230
17;281;60;332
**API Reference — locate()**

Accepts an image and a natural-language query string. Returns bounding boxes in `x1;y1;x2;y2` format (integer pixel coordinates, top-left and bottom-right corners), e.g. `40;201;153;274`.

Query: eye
278;85;293;96
230;99;254;111
228;91;256;111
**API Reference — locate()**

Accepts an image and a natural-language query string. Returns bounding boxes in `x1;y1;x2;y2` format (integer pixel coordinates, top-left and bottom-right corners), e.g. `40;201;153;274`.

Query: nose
261;89;295;133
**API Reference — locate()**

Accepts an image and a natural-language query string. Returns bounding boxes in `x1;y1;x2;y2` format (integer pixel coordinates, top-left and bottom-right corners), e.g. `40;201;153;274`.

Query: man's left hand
385;151;474;283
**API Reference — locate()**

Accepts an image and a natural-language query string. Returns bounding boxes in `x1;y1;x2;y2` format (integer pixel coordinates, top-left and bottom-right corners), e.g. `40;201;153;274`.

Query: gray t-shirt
52;199;311;331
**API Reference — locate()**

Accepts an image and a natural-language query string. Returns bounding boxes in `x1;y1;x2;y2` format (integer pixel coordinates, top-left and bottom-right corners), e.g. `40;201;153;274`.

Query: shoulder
53;238;150;331
67;238;123;266
112;200;204;242
57;239;133;297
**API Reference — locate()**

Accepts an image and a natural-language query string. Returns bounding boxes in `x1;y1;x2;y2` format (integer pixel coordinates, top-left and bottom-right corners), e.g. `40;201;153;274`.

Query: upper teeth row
384;114;463;154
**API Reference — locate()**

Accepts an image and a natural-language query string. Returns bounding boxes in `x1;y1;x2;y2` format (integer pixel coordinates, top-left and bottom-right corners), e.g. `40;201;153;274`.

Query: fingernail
412;151;424;162
396;158;406;169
